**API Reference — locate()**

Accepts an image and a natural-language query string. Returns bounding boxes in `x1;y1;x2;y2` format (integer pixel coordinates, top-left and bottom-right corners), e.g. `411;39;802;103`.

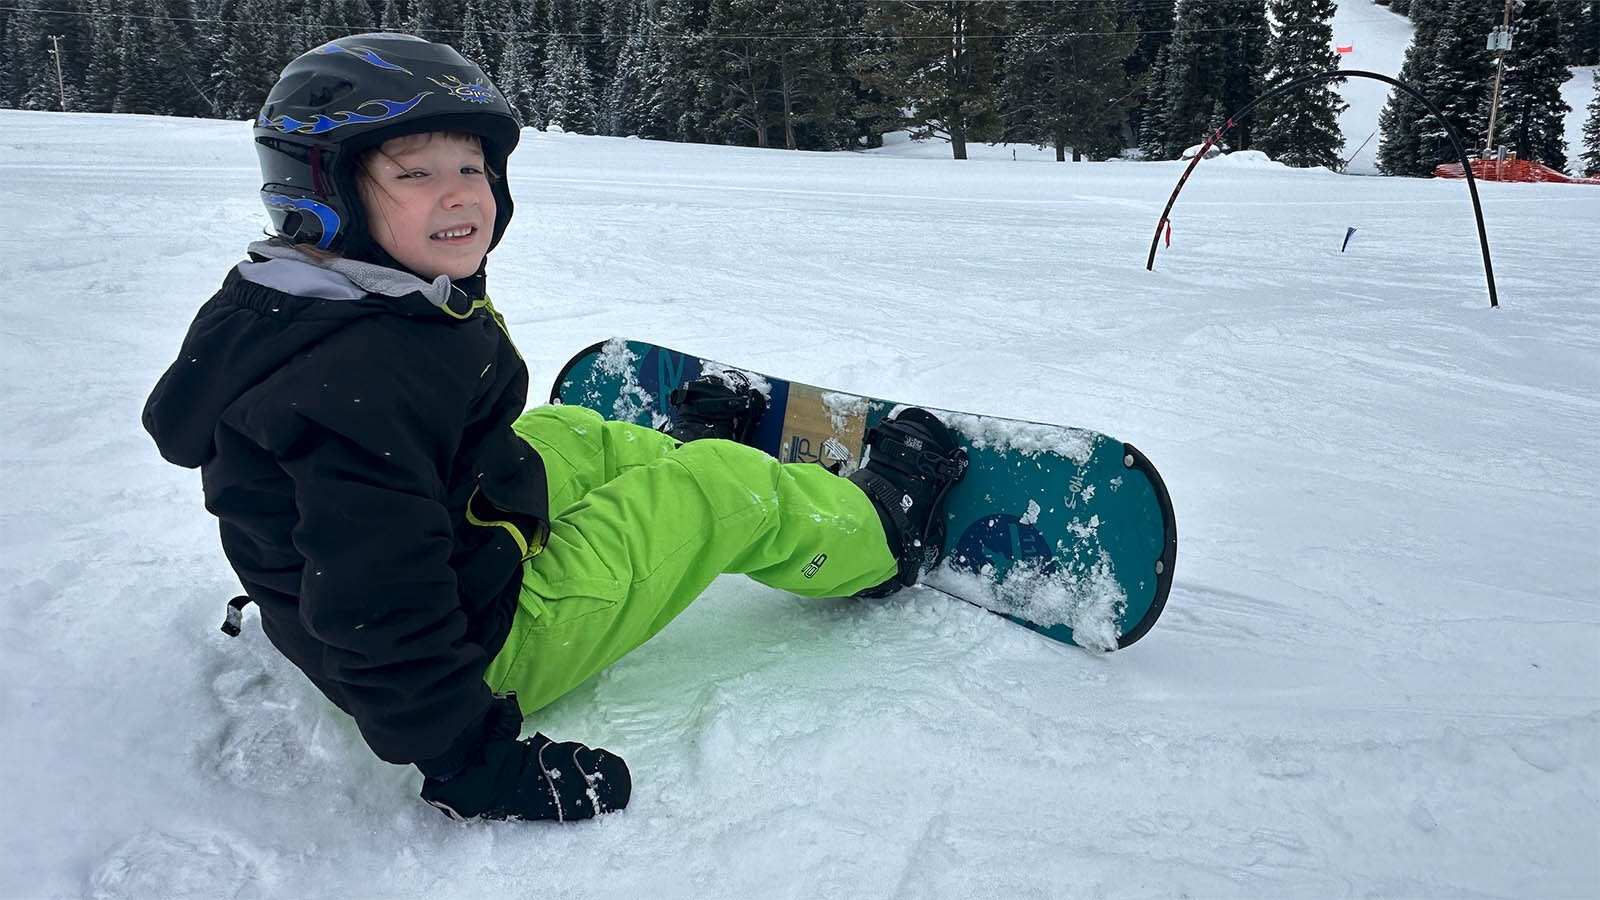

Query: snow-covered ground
4;14;1599;900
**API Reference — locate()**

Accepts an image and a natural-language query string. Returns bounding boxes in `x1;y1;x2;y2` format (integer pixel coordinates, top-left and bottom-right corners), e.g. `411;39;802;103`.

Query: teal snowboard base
550;339;1176;650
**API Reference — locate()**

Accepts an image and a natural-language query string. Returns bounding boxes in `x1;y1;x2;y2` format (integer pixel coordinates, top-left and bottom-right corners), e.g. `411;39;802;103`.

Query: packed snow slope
2;100;1597;900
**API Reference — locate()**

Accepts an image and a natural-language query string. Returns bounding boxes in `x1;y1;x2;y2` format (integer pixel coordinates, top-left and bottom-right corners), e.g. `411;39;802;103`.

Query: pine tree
1557;0;1598;66
857;0;1006;160
5;0;88;112
108;0;208;117
766;0;854;151
586;0;632;118
62;0;102;111
1420;0;1498;160
1157;0;1270;158
497;25;539;124
1121;0;1176;154
1254;0;1345;169
647;0;716;144
706;0;778;147
688;0;852;150
214;0;291;119
1490;0;1570;170
541;0;608;120
540;39;594;132
1580;70;1600;176
379;0;404;32
1377;0;1452;176
6;3;54;111
846;8;904;149
186;0;230;117
81;0;125;111
0;5;10;105
513;0;552;126
1138;44;1172;158
459;3;489;69
809;0;866;149
341;0;377;33
0;7;14;108
600;29;652;136
1225;0;1271;150
470;0;515;84
1001;0;1135;161
405;0;452;44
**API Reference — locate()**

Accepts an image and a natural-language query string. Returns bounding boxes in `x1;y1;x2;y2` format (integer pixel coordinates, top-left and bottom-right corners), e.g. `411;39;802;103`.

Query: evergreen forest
2;0;1597;171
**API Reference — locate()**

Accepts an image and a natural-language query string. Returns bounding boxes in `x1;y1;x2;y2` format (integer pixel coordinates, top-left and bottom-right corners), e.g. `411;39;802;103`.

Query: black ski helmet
254;33;521;258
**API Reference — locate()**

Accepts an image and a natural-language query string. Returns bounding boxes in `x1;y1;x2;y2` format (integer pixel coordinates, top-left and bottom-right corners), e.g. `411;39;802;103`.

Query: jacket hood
143;246;482;469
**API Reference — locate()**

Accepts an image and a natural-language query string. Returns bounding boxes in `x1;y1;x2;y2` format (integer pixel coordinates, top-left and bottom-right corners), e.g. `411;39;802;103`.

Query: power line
0;3;1269;42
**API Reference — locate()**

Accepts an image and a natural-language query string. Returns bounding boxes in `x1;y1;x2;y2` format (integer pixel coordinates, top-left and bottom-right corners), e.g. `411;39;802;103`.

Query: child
144;33;966;824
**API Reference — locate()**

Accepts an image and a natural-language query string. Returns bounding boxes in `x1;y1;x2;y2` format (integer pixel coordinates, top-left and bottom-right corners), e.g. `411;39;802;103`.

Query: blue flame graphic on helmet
258;92;431;135
312;41;413;74
263;194;341;249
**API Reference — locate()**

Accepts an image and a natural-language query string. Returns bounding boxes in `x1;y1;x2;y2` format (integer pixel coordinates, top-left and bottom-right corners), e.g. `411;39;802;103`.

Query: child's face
357;132;497;280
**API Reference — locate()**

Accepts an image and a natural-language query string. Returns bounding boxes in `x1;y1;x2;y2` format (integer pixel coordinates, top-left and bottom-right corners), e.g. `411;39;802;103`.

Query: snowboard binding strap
665;372;766;445
850;410;969;595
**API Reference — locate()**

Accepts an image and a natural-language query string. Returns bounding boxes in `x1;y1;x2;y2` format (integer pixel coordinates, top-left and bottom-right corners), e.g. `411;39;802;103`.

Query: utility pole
1482;0;1516;157
48;35;67;112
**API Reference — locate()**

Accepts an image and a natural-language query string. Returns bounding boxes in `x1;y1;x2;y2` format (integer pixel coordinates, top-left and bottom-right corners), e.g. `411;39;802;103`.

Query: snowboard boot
848;408;969;598
665;370;766;445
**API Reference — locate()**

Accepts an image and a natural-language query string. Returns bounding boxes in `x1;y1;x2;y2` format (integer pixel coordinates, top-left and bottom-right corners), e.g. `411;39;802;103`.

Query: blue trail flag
1342;227;1358;252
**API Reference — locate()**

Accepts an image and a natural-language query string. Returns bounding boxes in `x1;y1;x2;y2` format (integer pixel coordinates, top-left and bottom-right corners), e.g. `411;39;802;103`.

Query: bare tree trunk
951;119;969;160
743;55;768;148
780;59;798;150
948;7;967;160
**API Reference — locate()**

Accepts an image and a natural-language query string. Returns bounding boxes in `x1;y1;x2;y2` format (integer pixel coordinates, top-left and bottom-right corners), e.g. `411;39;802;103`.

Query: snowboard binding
848;408;969;597
665;370;766;445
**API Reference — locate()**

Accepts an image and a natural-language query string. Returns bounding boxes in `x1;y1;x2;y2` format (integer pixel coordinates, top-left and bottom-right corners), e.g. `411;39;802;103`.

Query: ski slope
3;16;1598;900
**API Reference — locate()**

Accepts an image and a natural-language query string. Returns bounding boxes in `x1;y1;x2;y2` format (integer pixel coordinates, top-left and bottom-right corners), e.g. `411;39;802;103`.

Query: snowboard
549;338;1176;651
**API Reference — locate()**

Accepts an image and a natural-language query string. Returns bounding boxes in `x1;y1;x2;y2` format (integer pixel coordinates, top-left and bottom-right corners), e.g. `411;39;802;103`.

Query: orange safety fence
1435;156;1600;185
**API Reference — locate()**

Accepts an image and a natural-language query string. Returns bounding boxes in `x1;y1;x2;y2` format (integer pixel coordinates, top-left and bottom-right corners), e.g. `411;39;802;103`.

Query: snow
1331;0;1419;174
925;554;1127;654
4;16;1599;897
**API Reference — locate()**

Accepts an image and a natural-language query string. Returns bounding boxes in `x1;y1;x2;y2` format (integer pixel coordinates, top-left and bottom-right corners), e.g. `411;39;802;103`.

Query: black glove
419;697;631;823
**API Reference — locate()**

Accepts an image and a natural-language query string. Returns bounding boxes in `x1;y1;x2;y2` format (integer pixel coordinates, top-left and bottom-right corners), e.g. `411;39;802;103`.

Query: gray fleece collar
243;241;460;308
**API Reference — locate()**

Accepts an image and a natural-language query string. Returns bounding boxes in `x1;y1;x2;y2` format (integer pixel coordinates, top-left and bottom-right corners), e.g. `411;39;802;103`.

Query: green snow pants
483;403;898;714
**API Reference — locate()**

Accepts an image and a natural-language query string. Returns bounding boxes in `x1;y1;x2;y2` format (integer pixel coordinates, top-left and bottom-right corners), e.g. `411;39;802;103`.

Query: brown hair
354;131;501;193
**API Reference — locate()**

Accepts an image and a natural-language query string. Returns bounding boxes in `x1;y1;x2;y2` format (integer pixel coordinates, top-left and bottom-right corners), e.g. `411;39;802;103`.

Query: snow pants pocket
483;403;898;713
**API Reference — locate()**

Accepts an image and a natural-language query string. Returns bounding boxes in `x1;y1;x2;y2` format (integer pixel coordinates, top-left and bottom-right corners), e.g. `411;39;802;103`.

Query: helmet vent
307;79;355;109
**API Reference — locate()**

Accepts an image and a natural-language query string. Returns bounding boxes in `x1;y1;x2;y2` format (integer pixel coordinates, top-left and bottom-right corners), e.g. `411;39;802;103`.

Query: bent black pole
1146;69;1499;309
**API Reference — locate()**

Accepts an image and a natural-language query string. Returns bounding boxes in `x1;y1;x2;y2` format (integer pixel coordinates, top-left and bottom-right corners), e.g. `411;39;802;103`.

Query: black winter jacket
144;248;549;773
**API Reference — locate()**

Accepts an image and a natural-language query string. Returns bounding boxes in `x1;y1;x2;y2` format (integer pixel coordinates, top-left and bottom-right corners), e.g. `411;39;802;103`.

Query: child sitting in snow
143;33;965;823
